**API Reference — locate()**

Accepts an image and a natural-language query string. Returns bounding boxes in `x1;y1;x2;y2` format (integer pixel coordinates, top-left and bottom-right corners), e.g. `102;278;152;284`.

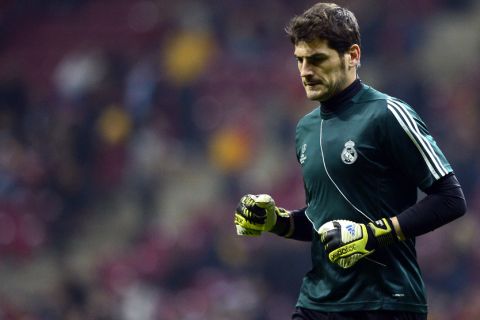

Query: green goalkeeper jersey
295;82;452;313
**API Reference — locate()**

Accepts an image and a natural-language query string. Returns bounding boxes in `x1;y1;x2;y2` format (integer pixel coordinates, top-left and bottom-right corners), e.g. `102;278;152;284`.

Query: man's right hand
234;194;279;236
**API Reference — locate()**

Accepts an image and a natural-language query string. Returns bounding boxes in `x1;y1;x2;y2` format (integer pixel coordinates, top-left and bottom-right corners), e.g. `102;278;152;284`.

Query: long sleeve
271;207;314;241
396;173;467;238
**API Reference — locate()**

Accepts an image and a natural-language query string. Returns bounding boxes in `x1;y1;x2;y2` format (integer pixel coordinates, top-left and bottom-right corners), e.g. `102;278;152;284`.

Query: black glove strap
367;218;398;249
270;215;290;236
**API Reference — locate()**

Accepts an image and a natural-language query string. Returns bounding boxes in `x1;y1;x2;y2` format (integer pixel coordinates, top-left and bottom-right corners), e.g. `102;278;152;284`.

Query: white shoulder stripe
388;100;448;176
386;99;447;179
387;99;448;177
387;104;440;179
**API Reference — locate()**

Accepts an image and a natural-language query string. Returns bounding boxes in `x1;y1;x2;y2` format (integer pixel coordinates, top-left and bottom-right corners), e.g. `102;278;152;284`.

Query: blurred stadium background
0;0;479;319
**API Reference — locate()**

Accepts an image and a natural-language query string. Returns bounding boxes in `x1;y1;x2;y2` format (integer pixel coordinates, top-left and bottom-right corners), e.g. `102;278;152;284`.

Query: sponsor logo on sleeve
300;143;308;164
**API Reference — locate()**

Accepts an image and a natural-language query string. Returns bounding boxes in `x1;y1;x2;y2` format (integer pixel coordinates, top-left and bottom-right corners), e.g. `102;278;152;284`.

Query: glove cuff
269;208;294;237
368;218;398;247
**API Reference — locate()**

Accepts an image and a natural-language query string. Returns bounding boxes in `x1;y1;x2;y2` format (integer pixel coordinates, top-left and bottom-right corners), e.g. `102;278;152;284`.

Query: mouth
304;81;323;87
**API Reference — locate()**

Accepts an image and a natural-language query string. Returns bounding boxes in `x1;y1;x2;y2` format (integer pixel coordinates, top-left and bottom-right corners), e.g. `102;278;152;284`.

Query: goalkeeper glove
318;218;398;268
234;194;290;236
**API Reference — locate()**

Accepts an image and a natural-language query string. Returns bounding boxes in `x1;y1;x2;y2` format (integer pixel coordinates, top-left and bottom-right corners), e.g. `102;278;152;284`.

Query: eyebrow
294;52;329;60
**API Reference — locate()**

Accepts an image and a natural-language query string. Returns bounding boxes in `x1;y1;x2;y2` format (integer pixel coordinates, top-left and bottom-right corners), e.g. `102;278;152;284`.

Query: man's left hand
318;218;397;268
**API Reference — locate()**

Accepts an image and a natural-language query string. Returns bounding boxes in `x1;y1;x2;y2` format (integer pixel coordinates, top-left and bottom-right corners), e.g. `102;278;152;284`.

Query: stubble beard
306;57;349;102
305;78;346;102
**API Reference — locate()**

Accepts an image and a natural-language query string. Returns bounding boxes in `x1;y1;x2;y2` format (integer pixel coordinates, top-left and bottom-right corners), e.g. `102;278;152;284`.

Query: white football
318;219;355;234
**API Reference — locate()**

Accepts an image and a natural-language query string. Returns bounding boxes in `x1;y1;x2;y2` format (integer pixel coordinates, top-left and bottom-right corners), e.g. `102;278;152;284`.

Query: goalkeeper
234;3;467;320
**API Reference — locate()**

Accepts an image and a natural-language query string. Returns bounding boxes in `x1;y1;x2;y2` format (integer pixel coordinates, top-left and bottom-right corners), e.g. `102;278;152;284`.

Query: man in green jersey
234;2;467;320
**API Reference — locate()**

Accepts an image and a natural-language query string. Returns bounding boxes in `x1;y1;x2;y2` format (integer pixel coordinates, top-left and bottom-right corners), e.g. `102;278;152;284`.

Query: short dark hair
285;2;361;54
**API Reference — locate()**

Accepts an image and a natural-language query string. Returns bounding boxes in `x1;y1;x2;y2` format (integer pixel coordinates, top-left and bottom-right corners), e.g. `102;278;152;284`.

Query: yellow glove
234;194;289;236
318;218;397;268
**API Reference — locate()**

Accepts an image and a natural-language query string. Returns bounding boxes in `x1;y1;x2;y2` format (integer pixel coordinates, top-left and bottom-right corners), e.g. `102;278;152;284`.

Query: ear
346;44;361;69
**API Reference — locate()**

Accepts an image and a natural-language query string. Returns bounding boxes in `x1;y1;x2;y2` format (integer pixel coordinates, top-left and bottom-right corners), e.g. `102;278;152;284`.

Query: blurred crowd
0;0;479;319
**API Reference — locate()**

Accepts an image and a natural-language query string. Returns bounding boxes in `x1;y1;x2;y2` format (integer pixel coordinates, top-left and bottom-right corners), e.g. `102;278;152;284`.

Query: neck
321;79;362;112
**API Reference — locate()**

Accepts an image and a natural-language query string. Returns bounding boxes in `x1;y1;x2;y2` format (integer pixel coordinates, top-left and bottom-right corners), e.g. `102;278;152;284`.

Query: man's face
294;39;351;102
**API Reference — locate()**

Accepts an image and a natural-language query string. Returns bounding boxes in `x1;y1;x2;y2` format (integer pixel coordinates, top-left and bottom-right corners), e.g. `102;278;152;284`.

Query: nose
299;60;313;78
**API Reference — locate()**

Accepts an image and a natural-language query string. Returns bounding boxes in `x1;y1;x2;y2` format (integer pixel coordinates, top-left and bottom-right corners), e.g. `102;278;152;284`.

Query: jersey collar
320;79;363;119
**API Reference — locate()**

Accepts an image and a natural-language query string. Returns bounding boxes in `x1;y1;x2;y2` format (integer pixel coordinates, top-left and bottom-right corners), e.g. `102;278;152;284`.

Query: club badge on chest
341;140;358;164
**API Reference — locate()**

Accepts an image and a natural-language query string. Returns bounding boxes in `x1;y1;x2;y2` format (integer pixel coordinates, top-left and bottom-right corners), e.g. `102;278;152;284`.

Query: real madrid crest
341;140;357;164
